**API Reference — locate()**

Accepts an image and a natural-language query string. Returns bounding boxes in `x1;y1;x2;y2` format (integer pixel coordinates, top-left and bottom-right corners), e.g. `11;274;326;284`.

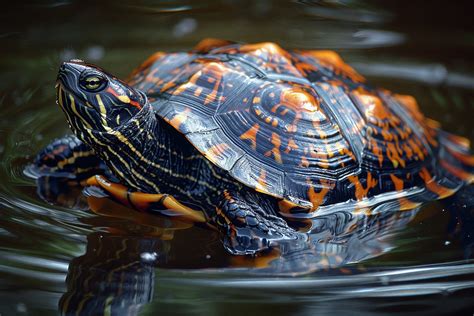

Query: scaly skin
32;39;474;255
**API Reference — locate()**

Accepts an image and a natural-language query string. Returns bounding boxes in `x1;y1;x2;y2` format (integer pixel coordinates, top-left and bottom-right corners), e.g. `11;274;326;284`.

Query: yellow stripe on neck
95;94;108;127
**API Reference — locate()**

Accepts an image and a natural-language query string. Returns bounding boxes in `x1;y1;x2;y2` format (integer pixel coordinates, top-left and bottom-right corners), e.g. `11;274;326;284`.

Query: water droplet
380;276;390;285
140;252;158;262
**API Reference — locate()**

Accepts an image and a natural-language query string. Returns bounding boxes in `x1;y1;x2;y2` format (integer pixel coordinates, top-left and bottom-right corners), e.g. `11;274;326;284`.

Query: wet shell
129;39;474;214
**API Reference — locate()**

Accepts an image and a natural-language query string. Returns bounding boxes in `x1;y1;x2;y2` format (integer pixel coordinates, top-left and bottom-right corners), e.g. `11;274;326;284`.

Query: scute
129;39;474;212
229;155;285;197
187;129;244;171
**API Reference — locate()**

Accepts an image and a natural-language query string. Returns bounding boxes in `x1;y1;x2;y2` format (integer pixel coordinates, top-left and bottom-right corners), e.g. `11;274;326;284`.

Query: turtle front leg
29;135;109;207
32;134;107;181
214;190;302;255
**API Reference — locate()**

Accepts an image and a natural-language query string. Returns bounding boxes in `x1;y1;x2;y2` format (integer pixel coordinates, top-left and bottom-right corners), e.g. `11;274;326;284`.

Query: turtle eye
79;73;107;92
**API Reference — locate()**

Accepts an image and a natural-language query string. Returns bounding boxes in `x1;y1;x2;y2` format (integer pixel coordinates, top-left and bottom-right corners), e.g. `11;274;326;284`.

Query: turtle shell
129;39;474;212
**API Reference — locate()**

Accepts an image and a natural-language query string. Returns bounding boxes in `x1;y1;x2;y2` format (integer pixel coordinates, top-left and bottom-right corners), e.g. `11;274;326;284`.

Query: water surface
1;1;474;315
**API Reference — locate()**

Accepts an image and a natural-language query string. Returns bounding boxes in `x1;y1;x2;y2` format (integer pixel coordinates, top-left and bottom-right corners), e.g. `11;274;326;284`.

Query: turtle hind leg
86;175;206;223
214;190;302;255
437;130;474;184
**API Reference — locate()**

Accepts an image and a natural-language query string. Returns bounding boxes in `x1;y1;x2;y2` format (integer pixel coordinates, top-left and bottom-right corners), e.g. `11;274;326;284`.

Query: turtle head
56;60;147;133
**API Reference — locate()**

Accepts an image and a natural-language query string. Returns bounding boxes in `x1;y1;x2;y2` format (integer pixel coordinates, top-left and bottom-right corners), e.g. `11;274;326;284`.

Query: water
1;1;474;315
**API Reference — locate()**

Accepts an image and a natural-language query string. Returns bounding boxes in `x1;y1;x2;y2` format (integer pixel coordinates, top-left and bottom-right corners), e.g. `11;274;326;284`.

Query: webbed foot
215;190;303;255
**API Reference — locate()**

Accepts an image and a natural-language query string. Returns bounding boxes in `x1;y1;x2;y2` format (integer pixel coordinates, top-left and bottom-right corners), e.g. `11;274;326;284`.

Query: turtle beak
57;61;80;111
56;60;92;112
56;60;100;132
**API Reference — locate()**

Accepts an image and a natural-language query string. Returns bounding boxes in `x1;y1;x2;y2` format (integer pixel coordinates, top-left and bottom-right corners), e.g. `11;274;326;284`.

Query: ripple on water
1;1;474;314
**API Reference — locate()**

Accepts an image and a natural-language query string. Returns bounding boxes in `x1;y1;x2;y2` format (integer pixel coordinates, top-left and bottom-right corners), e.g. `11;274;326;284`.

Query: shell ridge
134;41;474;213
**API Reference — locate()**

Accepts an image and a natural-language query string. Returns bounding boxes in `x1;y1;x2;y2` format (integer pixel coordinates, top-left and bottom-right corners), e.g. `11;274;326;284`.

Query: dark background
0;1;473;315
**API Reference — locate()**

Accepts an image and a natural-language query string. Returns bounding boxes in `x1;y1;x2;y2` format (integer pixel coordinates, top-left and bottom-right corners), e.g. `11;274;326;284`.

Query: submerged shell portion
129;39;474;214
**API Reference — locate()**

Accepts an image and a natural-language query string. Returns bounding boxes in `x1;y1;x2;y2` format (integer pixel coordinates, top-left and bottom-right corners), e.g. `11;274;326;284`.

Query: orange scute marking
205;143;230;160
194;87;203;97
255;169;268;193
389;174;404;191
402;143;414;160
307;180;332;211
394;94;429;128
408;138;425;161
425;118;441;129
369;139;384;167
394;94;420;112
353;91;390;121
194;38;233;53
285;138;298;153
239;42;289;57
168;108;191;130
264;133;283;163
305;50;365;83
307;143;330;167
348;173;378;201
386;143;405;168
240;123;260;150
280;88;320;113
397;197;421;211
160;80;177;93
172;62;227;106
300;156;310;167
202;63;228;104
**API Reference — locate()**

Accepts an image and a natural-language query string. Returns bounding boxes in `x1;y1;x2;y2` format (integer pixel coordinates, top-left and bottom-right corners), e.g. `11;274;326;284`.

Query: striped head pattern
56;60;164;193
56;60;147;134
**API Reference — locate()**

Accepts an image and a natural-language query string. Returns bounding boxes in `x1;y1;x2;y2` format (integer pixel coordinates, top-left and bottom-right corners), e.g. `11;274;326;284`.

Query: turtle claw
215;190;301;255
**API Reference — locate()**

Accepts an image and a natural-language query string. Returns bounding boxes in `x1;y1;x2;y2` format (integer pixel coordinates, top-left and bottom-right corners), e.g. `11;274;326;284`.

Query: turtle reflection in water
31;39;474;257
49;186;474;315
55;190;418;315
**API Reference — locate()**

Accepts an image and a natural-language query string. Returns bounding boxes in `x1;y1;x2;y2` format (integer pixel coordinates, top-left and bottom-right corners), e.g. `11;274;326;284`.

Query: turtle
33;38;474;255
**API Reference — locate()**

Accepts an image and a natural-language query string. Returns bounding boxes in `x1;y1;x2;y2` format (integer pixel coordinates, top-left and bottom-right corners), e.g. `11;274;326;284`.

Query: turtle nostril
59;63;66;72
59;60;85;73
58;62;72;77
